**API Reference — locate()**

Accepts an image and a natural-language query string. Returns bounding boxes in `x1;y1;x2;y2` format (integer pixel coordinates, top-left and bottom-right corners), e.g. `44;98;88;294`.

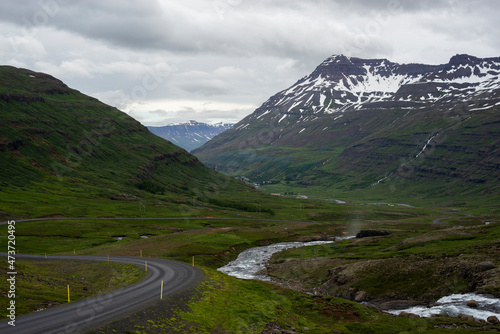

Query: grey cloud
2;0;498;61
1;0;499;126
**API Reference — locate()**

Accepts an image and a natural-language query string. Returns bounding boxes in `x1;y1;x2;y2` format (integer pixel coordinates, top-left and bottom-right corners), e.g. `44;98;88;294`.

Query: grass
268;218;500;303
0;259;146;318
0;203;498;332
137;268;490;334
0;201;439;268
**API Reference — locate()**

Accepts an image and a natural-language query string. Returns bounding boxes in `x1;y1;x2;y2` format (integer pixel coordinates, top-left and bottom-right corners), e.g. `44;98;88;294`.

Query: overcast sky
1;0;499;125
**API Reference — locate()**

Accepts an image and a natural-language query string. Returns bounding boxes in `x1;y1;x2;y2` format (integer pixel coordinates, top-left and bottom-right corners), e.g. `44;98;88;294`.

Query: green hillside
196;103;500;206
0;66;257;219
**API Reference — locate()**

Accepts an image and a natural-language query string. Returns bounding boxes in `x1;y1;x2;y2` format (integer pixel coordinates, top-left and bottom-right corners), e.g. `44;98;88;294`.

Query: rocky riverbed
387;293;500;322
218;237;500;323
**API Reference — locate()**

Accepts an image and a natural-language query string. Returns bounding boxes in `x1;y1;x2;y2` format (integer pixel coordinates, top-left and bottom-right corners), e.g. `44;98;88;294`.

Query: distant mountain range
148;121;233;152
193;54;500;205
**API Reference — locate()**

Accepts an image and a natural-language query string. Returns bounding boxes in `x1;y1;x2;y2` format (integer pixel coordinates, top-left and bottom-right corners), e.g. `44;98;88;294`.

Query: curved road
432;212;473;225
0;254;203;334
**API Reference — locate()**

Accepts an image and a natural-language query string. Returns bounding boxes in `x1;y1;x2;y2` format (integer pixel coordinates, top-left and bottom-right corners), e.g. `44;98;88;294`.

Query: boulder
476;261;496;272
341;287;356;300
377;300;421;310
467;300;478;308
398;312;420;319
487;316;500;325
458;313;475;322
356;230;390;238
259;322;283;334
354;290;367;302
111;193;139;201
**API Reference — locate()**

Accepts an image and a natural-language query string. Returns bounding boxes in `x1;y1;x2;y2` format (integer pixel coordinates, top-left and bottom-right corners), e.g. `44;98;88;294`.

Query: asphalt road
0;254;203;334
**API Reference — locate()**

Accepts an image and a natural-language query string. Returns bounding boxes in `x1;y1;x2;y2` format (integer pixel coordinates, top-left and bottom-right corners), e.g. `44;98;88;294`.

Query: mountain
0;66;252;218
193;54;500;205
148;121;233;152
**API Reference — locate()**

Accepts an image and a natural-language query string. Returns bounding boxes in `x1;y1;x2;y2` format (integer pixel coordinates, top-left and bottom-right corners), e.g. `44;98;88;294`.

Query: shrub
135;179;165;194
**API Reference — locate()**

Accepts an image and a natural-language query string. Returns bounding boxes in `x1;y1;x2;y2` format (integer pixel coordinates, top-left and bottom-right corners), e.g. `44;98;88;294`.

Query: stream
217;240;338;281
218;239;500;321
387;293;500;321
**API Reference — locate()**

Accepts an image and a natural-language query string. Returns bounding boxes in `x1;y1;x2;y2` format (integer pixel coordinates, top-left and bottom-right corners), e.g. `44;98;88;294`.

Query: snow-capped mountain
193;54;500;204
236;54;500;129
148;120;233;152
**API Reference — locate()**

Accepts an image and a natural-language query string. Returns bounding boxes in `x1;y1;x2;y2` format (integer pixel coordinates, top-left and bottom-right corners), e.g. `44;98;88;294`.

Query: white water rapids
387;293;500;321
218;239;500;321
217;240;337;281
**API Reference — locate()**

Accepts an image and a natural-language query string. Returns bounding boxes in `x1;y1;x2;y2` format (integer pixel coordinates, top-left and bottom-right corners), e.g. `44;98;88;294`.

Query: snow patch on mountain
242;54;500;130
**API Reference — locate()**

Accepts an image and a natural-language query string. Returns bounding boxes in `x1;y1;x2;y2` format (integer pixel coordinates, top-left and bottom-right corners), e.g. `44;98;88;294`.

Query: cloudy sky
0;0;499;125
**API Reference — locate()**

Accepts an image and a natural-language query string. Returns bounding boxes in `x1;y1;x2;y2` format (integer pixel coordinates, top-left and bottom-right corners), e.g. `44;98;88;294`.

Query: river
218;239;500;321
387;293;500;321
217;240;338;280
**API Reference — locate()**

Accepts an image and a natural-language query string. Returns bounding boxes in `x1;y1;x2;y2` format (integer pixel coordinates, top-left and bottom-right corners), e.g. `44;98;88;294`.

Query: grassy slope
0;65;270;220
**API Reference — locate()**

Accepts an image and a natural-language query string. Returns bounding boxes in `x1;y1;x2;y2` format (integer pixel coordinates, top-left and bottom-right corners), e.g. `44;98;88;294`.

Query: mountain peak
253;54;500;123
322;54;352;65
449;54;480;65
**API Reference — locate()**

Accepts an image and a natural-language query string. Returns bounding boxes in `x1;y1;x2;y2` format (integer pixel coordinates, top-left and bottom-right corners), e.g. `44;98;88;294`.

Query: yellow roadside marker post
192;256;194;267
160;280;163;300
67;285;70;303
145;261;147;271
140;249;142;257
74;249;75;255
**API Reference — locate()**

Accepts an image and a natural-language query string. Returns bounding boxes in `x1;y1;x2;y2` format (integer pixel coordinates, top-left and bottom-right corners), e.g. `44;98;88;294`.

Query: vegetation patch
165;268;434;334
135;179;165;195
267;222;500;306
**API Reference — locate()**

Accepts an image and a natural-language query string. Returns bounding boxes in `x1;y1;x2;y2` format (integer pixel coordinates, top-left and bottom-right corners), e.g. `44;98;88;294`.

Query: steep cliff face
193;55;500;204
